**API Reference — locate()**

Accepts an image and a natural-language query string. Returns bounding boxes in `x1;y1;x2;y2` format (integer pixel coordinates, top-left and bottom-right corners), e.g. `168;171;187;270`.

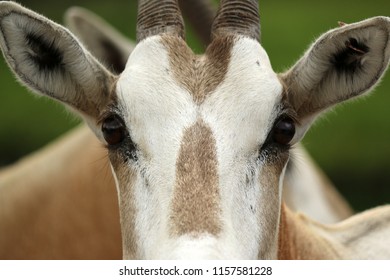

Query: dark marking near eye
246;174;250;185
25;32;63;71
124;145;138;162
246;166;256;185
108;139;138;165
333;38;369;73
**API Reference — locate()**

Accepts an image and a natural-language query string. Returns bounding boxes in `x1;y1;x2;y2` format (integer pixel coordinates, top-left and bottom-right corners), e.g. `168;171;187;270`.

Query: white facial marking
116;36;198;258
157;234;235;259
114;35;285;259
200;37;283;258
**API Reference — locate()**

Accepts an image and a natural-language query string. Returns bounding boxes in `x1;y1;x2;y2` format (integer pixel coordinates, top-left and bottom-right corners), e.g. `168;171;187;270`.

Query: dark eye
102;116;126;146
272;116;295;146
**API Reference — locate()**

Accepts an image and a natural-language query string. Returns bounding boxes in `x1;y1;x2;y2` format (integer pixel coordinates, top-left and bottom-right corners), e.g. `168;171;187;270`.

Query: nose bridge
169;119;222;237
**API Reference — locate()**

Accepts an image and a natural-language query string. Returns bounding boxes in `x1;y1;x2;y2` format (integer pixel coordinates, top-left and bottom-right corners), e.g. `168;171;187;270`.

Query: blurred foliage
0;0;389;211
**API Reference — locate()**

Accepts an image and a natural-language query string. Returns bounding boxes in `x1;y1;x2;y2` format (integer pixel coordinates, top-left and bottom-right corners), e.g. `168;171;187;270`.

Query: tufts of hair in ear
281;16;390;123
25;31;64;72
0;2;115;121
332;37;370;74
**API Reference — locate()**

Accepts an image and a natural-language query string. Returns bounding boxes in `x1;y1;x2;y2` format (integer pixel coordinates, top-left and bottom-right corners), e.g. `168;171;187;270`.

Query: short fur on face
106;33;287;259
0;1;389;260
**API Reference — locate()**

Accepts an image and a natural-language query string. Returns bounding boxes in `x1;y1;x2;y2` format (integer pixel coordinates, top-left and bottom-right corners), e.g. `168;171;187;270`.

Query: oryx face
3;0;387;260
101;1;293;259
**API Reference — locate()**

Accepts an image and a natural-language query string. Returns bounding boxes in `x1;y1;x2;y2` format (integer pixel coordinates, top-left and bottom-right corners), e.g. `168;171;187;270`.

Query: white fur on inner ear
281;16;390;142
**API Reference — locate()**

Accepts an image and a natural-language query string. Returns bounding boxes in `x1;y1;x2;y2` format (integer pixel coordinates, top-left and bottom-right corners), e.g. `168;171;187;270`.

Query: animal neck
277;203;340;260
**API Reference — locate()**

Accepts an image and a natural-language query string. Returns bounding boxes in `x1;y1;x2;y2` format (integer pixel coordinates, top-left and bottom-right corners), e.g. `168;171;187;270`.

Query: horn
137;0;185;42
211;0;260;41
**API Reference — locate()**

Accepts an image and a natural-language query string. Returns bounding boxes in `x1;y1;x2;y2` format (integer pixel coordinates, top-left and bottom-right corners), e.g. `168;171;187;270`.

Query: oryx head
0;0;388;259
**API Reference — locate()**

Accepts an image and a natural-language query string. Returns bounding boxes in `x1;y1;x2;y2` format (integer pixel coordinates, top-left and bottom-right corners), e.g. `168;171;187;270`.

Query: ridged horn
137;0;185;42
211;0;260;41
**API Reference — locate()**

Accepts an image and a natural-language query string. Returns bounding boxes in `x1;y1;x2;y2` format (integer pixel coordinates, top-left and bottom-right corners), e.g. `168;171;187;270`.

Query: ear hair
280;16;390;141
0;2;116;121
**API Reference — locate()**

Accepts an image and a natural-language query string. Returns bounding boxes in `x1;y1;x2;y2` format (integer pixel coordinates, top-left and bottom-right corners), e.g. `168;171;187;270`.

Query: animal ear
64;6;134;74
0;2;115;124
280;17;390;141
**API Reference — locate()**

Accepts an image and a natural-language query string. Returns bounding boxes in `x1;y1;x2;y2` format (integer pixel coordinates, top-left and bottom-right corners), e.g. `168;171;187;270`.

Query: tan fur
161;35;234;104
0;7;353;259
66;7;353;224
278;204;340;259
257;151;290;258
1;2;389;260
0;126;121;259
170;119;221;236
111;158;138;259
278;203;390;259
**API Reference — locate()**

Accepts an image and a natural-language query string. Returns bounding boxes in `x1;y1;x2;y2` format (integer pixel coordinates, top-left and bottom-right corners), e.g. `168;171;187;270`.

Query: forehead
115;35;283;138
117;34;282;105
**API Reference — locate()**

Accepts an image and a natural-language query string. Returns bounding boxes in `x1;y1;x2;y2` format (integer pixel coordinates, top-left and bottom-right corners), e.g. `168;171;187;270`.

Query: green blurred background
0;0;389;212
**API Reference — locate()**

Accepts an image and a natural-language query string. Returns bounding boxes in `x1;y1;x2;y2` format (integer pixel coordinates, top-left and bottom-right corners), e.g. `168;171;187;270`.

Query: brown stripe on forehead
170;119;221;236
202;35;235;101
160;35;234;104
